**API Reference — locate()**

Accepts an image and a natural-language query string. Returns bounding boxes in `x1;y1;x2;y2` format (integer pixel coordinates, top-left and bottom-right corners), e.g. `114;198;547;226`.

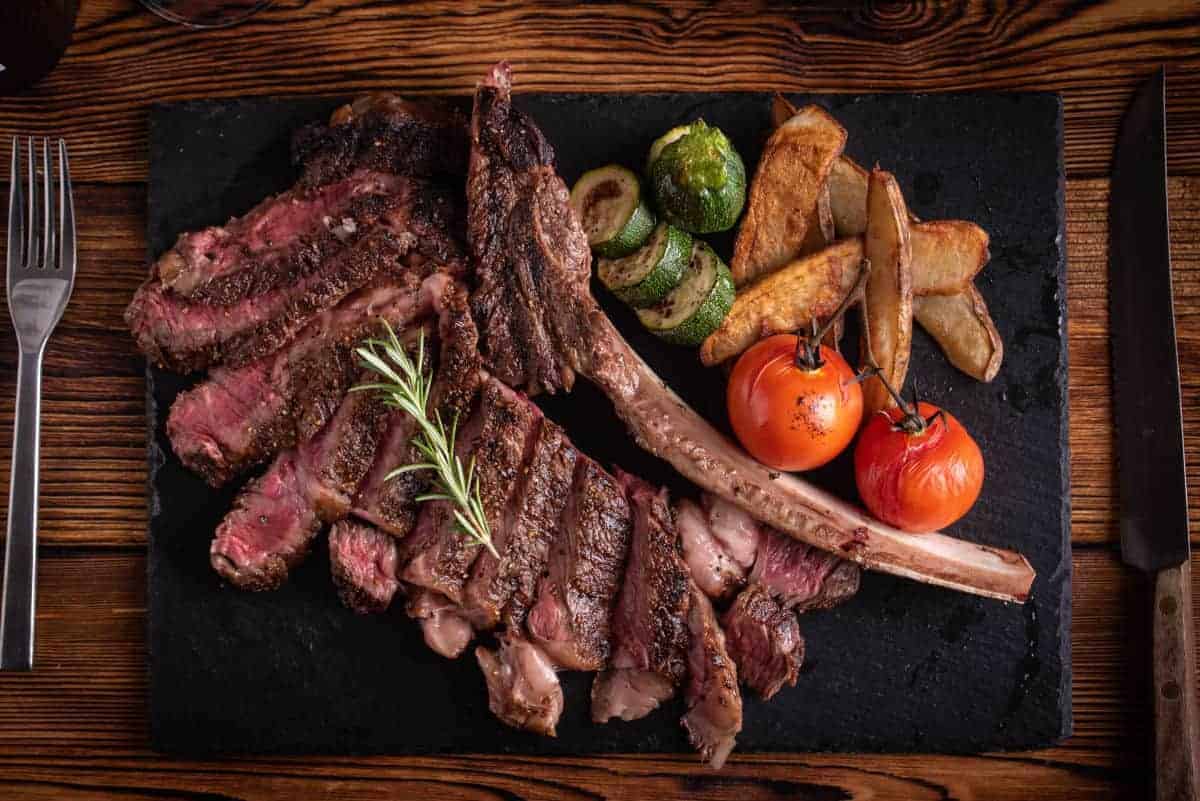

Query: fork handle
0;348;43;671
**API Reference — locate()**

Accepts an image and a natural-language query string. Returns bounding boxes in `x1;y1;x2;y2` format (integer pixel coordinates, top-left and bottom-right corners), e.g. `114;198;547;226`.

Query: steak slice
126;179;460;373
400;378;540;604
527;456;632;671
681;584;742;770
168;276;434;487
592;471;690;723
467;63;595;395
329;519;401;614
351;276;482;537
462;418;576;631
155;170;413;302
677;499;748;602
210;380;391;590
721;584;803;701
752;527;861;611
407;588;474;659
475;634;564;737
293;94;469;189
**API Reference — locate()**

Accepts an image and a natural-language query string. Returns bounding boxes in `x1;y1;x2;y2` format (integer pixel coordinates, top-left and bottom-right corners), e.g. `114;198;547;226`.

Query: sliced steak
702;495;762;570
294;94;469;189
329;519;401;614
156;170;413;302
467;62;595;395
168;276;434;486
527;456;632;671
127;180;460;373
677;499;748;602
407;588;474;659
463;418;576;631
400;378;540;604
350;276;482;537
681;584;742;770
592;471;690;723
721;584;804;701
210;381;390;590
475;634;564;737
752;527;861;611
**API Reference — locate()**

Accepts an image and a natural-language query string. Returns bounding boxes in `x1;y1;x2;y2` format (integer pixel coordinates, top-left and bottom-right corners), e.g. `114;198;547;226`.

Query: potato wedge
828;156;870;238
861;168;914;414
732;105;847;287
914;285;1003;381
797;185;835;256
700;238;864;366
911;220;990;295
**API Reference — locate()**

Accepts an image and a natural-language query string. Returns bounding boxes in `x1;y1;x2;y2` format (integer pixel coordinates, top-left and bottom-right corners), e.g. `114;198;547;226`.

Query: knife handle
1154;560;1200;801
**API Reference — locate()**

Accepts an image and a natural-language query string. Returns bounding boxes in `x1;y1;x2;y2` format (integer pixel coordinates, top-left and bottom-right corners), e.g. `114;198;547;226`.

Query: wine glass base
139;0;271;29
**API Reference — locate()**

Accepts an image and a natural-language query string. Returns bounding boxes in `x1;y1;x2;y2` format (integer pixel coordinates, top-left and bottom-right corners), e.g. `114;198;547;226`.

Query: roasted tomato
727;333;863;471
854;401;984;532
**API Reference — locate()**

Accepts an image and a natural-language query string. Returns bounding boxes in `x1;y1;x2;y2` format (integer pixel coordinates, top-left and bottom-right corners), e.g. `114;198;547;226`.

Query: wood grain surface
0;1;1196;798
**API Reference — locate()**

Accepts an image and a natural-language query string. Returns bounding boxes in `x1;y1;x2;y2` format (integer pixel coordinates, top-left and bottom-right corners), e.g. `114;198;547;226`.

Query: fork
0;138;75;671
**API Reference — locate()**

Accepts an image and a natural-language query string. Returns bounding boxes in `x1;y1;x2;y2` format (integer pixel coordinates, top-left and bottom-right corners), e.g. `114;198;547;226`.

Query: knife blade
1109;67;1199;801
1110;67;1189;573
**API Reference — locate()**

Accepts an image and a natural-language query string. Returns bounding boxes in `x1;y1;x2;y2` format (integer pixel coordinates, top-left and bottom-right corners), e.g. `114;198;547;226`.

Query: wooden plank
0;546;1181;799
0;1;1196;183
0;177;1197;546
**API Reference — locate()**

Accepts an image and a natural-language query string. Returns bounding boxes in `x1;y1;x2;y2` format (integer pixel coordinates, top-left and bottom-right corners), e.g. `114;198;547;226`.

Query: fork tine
57;140;74;279
41;138;54;270
24;136;36;268
7;137;22;269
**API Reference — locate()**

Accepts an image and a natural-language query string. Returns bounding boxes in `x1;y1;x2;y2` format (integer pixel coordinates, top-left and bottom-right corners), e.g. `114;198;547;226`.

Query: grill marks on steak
721;584;803;701
527;457;632;671
210;380;391;590
468;63;595;396
350;276;483;537
463;418;576;631
681;584;742;770
293;94;469;189
126;179;460;373
400;378;540;604
156;170;412;302
592;471;691;723
329;519;401;614
167;277;433;486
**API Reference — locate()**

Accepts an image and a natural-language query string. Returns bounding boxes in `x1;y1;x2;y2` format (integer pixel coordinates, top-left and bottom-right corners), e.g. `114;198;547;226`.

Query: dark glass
0;1;79;94
140;0;271;28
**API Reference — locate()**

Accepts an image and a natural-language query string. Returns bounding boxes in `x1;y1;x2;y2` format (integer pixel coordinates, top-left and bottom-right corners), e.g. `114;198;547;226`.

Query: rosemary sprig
353;324;497;557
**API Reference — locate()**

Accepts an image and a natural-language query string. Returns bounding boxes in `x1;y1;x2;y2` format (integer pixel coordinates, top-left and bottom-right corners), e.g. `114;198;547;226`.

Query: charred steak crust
721;583;804;701
610;470;691;685
126;180;460;374
166;277;431;487
467;62;594;396
210;382;390;591
527;456;632;671
293;94;469;189
464;418;577;631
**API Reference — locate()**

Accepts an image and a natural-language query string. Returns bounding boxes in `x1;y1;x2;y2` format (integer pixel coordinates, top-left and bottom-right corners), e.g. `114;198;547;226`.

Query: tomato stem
859;365;929;434
793;258;871;371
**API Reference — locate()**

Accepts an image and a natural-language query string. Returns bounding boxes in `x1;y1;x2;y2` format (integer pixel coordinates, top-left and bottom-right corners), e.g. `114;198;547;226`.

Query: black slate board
146;91;1071;756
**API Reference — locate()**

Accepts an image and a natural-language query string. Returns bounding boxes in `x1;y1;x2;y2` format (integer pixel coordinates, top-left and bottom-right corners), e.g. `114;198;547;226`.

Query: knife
1110;67;1200;801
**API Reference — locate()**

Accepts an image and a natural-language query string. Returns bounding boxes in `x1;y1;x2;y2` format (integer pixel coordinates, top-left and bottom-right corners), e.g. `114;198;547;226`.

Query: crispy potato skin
861;169;914;415
913;285;1004;381
732;105;847;287
700;239;864;366
910;221;990;295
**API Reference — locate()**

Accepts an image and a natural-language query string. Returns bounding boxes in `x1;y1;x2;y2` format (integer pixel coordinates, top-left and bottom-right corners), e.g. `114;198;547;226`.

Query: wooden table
0;2;1196;799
